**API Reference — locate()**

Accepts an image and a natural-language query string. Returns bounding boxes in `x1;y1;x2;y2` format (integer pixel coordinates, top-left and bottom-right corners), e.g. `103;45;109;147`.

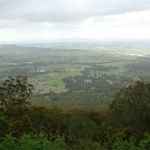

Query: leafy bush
112;133;150;150
0;133;67;150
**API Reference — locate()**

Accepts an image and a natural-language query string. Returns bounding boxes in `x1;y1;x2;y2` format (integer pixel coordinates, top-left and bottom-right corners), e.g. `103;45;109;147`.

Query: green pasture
48;71;82;93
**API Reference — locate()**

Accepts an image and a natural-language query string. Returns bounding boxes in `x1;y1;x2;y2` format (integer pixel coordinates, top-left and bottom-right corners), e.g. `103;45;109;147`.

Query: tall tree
108;81;150;132
0;75;33;109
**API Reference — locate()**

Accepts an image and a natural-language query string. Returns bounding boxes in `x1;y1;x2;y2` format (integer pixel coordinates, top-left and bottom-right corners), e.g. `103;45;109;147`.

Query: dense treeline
125;58;150;83
62;73;134;105
0;76;150;149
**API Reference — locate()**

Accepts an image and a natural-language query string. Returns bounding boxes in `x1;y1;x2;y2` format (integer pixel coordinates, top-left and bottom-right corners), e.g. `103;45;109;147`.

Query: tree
64;116;97;144
108;81;150;133
0;75;33;109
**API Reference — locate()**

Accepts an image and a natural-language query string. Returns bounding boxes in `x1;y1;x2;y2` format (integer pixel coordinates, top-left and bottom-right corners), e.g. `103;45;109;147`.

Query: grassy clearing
48;71;82;93
48;77;67;93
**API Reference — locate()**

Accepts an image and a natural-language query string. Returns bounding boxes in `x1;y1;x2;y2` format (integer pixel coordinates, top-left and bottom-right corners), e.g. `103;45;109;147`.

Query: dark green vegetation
0;42;150;149
0;76;149;149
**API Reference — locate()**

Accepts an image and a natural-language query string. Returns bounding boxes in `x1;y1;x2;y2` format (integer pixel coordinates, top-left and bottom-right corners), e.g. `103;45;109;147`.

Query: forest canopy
0;76;149;149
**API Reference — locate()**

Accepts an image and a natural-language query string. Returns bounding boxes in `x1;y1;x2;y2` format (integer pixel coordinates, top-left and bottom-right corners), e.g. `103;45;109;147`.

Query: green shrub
112;133;150;150
0;133;67;150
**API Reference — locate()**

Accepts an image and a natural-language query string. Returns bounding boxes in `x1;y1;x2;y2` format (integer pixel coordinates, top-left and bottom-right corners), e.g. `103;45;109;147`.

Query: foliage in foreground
0;76;150;149
0;132;150;150
112;133;150;150
0;75;33;109
0;133;67;150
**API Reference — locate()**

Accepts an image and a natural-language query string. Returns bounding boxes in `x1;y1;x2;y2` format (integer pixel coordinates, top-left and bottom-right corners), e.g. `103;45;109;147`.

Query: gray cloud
89;0;150;15
0;0;150;23
0;0;150;42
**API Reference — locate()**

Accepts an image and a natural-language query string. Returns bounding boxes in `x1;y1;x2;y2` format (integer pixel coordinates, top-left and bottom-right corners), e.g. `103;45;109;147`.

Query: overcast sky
0;0;150;43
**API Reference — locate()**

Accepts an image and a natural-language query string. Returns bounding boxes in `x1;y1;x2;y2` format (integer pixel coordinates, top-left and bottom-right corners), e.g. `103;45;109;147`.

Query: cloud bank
0;0;150;43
